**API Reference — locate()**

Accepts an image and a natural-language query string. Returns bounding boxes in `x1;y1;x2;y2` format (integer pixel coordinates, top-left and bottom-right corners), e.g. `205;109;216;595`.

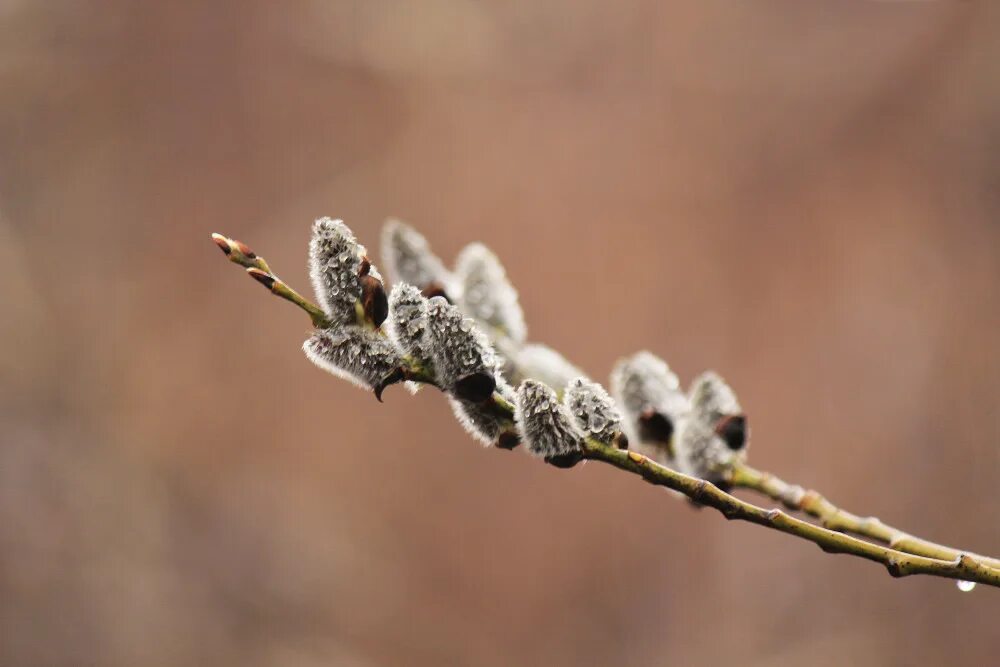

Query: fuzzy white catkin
689;371;741;423
674;416;727;481
675;372;747;481
303;326;401;392
609;352;689;463
380;219;453;293
386;283;434;370
563;378;622;445
610;352;689;423
424;296;498;392
514;380;582;460
509;343;588;388
454;243;527;344
309;218;365;326
449;378;516;446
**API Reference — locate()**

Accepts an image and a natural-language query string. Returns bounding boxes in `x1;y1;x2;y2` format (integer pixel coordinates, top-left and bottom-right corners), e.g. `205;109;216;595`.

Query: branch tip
211;233;232;255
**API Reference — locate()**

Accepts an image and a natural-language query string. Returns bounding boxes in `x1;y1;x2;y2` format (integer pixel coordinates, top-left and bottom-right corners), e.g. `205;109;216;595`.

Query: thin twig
212;233;331;328
729;463;1000;571
580;441;1000;587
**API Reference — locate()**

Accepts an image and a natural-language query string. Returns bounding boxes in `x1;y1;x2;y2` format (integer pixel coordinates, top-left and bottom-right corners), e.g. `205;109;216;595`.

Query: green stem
246;267;332;328
212;232;332;328
730;463;1000;571
583;441;1000;587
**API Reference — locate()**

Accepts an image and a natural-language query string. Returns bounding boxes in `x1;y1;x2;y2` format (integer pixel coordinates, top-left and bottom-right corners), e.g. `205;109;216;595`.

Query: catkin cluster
215;220;1000;591
303;218;749;480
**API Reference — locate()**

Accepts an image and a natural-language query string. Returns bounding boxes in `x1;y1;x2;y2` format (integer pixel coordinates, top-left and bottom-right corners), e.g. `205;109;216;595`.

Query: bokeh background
2;1;998;665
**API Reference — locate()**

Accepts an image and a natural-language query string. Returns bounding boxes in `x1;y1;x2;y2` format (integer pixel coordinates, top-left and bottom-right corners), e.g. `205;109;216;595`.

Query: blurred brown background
1;1;998;665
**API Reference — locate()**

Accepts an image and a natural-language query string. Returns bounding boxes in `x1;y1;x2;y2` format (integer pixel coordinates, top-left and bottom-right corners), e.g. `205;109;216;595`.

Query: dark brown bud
544;451;585;469
613;432;630;450
247;268;276;290
420;282;451;302
453;372;497;403
359;275;389;327
497;431;521;450
715;414;747;451
211;233;232;255
638;409;674;456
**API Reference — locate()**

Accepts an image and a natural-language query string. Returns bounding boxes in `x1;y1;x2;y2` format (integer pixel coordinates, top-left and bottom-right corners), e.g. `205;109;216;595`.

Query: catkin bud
675;371;748;481
515;380;583;467
380;219;454;297
610;352;689;464
454;243;526;344
303;327;402;394
425;297;499;402
563;378;625;447
690;371;742;424
309;218;363;326
309;218;388;328
449;378;519;447
508;343;588;388
386;284;434;369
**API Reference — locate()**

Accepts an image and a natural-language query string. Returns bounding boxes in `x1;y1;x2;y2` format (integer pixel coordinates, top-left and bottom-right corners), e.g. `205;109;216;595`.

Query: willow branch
212;233;332;328
211;232;1000;589
729;464;1000;571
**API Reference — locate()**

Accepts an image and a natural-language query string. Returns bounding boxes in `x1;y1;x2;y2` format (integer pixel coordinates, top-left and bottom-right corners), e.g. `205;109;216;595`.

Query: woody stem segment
729;463;1000;571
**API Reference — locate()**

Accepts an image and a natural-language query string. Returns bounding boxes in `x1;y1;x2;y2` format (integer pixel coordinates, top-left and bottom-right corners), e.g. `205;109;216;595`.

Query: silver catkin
386;283;434;370
454;243;527;344
449;377;517;446
675;371;747;481
380;219;453;293
424;296;499;393
609;351;689;463
610;352;689;425
689;371;742;423
508;343;588;388
514;380;582;460
563;378;622;445
308;217;365;326
303;326;401;392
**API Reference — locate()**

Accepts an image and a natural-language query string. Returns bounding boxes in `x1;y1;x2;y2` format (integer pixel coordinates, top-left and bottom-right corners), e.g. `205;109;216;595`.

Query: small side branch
212;233;332;328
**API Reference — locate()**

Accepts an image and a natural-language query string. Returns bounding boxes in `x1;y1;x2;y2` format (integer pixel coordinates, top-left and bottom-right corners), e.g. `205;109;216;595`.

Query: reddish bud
233;240;257;259
247;268;276;290
359;275;389;328
211;233;232;255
